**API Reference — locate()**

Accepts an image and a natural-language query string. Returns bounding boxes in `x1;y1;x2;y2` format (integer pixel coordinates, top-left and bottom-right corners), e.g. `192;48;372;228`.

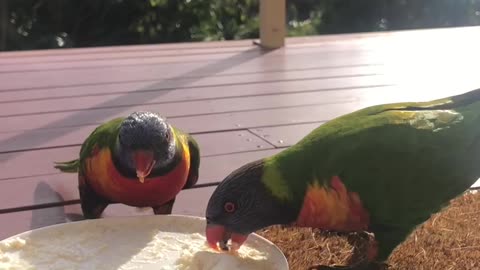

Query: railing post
258;0;286;49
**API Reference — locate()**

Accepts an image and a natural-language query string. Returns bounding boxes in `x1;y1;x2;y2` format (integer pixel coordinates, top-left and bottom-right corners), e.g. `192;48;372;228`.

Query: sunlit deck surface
1;26;480;239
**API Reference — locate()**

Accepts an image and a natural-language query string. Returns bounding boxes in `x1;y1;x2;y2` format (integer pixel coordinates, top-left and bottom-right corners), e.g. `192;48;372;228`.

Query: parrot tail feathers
54;159;80;173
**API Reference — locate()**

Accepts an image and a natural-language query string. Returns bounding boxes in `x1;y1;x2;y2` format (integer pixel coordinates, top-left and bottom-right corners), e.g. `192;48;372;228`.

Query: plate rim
1;214;289;269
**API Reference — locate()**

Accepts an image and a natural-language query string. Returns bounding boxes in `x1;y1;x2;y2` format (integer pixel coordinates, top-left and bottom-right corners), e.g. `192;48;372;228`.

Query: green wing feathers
358;88;480;139
78;117;124;160
270;87;480;214
53;117;124;174
54;159;80;173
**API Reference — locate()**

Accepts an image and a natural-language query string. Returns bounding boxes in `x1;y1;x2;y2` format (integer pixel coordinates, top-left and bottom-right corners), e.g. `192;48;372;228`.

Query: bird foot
152;204;173;215
152;198;176;215
82;203;108;219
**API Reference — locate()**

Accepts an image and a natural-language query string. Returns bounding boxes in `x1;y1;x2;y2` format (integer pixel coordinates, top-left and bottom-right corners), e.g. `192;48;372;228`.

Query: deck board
3;83;472;150
3;49;478;92
0;46;378;70
0;86;365;133
1;26;480;240
0;74;386;109
0;149;282;212
0;132;276;179
0;65;385;103
0;102;365;153
0;76;380;117
0;186;216;240
0;52;388;91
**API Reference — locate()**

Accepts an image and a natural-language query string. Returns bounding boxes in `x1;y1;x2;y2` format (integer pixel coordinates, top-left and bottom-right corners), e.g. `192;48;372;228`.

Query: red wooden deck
1;26;480;240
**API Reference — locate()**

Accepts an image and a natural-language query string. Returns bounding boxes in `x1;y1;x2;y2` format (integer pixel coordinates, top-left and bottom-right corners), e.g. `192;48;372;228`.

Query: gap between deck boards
0;182;220;215
0;121;323;155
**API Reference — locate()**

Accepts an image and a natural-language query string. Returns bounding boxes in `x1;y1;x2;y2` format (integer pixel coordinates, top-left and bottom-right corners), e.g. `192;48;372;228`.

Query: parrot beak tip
133;150;156;183
205;222;248;252
205;223;224;251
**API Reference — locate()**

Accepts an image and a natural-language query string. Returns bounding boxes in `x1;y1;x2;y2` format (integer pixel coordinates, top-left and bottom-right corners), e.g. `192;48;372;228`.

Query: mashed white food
174;233;272;270
0;218;278;270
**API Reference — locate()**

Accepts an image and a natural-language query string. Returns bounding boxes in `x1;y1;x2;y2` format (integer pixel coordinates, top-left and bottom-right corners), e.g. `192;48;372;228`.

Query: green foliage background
1;0;480;51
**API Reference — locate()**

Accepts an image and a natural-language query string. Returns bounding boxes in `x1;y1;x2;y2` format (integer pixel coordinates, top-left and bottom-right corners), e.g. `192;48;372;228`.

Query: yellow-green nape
261;158;292;201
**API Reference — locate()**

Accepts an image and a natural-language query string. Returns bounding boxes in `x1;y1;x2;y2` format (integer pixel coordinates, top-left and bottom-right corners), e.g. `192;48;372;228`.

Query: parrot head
116;111;176;183
205;159;296;251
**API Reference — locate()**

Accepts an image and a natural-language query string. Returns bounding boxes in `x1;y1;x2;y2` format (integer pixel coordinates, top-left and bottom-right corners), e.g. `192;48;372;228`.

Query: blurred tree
1;0;480;51
0;0;7;50
317;0;480;34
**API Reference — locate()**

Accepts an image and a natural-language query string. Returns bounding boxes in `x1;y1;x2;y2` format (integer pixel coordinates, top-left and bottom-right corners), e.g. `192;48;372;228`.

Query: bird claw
307;265;342;270
307;261;389;270
219;239;229;251
307;263;356;270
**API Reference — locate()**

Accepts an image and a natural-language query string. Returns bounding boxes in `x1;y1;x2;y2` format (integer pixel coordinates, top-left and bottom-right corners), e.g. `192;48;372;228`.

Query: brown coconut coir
257;190;480;270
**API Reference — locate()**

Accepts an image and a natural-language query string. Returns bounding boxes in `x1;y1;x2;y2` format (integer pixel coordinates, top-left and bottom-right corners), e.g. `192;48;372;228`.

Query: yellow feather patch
85;148;123;195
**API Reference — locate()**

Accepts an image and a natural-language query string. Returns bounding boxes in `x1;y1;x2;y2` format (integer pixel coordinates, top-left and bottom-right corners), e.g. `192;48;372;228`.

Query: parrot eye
224;202;236;213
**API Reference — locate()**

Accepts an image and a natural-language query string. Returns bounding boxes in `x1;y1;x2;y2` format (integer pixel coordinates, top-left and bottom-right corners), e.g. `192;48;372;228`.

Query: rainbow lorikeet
54;111;200;219
205;88;480;269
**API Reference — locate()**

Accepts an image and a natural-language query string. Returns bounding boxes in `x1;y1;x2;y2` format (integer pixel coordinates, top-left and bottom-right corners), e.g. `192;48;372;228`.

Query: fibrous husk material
257;190;480;270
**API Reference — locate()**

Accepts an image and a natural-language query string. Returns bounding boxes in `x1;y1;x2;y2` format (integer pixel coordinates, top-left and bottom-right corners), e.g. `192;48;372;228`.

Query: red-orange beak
133;150;156;183
205;223;248;251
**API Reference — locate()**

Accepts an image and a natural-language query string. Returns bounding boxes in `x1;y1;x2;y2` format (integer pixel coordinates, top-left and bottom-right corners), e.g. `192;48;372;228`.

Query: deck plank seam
246;129;278;148
0;122;323;155
0;71;387;93
2;185;480;215
0;53;379;73
0;81;389;113
0;182;222;214
0;48;380;67
0;87;369;118
0;42;256;59
0;172;62;181
0;63;385;96
0;143;277;158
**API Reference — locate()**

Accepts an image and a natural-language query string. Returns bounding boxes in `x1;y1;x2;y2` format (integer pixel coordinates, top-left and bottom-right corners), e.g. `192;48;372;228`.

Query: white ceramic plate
0;214;288;270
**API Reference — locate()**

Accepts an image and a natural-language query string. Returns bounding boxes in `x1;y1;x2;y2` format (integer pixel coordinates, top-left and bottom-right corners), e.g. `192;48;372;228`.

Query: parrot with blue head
55;111;200;218
205;88;480;269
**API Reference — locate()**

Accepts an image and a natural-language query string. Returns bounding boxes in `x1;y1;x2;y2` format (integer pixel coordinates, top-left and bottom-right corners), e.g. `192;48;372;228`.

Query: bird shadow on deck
29;182;83;230
0;47;274;163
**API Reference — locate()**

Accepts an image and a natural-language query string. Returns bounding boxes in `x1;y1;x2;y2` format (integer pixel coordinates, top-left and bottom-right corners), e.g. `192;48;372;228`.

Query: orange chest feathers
82;142;191;207
294;176;370;232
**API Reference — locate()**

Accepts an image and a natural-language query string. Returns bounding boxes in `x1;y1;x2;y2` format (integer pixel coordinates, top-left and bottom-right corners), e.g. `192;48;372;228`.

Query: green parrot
54;111;200;219
205;88;480;269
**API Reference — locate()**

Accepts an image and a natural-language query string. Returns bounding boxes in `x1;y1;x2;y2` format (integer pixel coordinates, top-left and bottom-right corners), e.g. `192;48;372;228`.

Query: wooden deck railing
258;0;286;49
